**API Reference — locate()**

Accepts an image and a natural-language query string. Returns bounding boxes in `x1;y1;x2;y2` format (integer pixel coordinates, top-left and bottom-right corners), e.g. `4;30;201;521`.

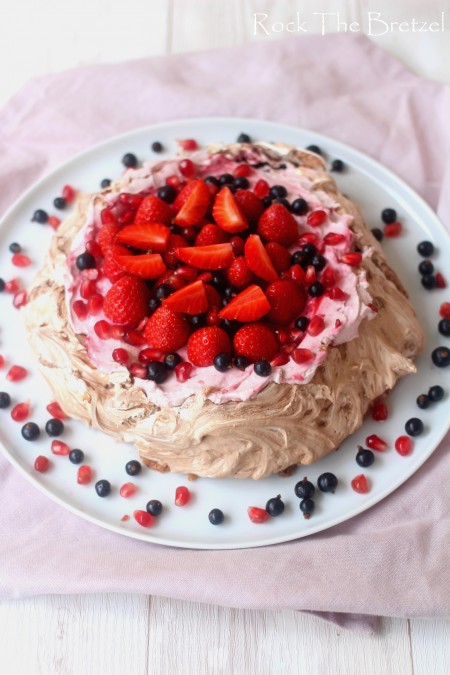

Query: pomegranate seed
271;353;290;367
94;320;112;339
118;193;144;209
327;287;349;301
123;330;146;347
254;179;270;198
77;465;93;484
7;365;27;382
335;319;342;328
51;440;70;456
288;264;305;284
368;303;379;313
86;240;102;257
351;474;370;493
274;328;290;345
206;307;221;326
282;343;296;355
0;355;4;368
197;272;213;284
288;330;303;344
11;402;30;422
306;210;327;227
62;184;76;203
299;232;319;245
13;290;28;308
366;434;388;452
134;510;154;527
101;207;117;225
166;174;182;188
304;265;316;285
179;138;198;151
80;279;97;299
5;278;20;293
48;216;61;230
440;302;450;319
175;362;194;382
174;265;198;281
34;456;50;473
307;316;325;336
111;325;125;339
372;400;388;421
292;348;315;364
179;159;196;178
322;266;336;286
117;209;135;225
436;273;447;289
120;482;137;498
46;402;68;420
112;348;129;364
88;294;104;315
12;253;31;267
175;485;191;506
129;363;148;379
323;232;345;245
73;300;88;320
384;221;402;237
247;506;270;523
341;253;362;266
395;435;413;456
234;164;253;178
82;268;99;280
230;236;245;255
121;515;130;522
138;348;164;364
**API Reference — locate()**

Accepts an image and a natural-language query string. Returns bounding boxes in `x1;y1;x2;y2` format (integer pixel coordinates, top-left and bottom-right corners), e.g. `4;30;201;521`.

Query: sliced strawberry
116;223;170;252
219;285;270;322
174;180;210;227
234;189;264;225
175;243;234;270
163;280;208;315
173;180;196;211
265;242;291;274
195;223;229;246
163;234;189;268
102;245;129;283
212;187;249;233
114;248;167;279
134;195;172;226
257;204;299;247
205;284;222;308
244;235;278;282
226;256;254;289
265;280;307;325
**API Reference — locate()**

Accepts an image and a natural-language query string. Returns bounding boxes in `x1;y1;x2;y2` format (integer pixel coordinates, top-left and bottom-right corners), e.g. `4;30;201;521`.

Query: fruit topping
187;327;232;367
103;276;150;326
163;280;209;315
212;187;249;233
244;234;278;282
144;306;192;352
175;243;234;270
233;323;278;363
219;285;270;322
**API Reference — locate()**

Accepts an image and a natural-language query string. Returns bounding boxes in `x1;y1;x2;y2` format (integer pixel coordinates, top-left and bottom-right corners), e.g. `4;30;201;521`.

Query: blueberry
0;392;11;408
254;360;271;377
233;177;249;190
421;275;436;290
266;495;285;517
308;282;324;297
432;346;450;367
302;243;316;257
95;479;111;497
306;144;322;156
214;352;232;373
53;197;66;210
100;178;112;189
416;394;430;410
311;254;326;271
146;499;163;516
331;159;345;172
125;460;142;476
208;508;224;525
405;417;424;437
381;208;397;224
291;251;310;268
76;252;96;271
438;319;450;337
295;317;309;331
211;272;226;289
428;385;444;402
32;209;48;224
221;319;240;335
269;185;287;199
164;353;182;370
417;241;434;257
148;298;159;313
155;283;173;301
9;242;21;253
0;279;5;292
418;260;434;275
157;185;177;203
237;133;251;143
205;175;219;187
187;314;206;328
294;478;315;499
356;448;375;467
274;198;290;210
262;196;273;209
218;173;234;186
122;152;138;168
234;355;250;371
21;422;40;441
45;418;64;437
224;286;236;298
299;498;315;517
291;198;309;216
317;472;338;493
147;361;167;384
69;449;84;464
371;228;383;242
151;141;164;153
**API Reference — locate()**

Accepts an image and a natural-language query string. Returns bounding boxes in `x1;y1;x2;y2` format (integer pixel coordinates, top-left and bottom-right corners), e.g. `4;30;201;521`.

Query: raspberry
187;327;231;367
233;323;278;363
103;276;150;326
144;306;191;352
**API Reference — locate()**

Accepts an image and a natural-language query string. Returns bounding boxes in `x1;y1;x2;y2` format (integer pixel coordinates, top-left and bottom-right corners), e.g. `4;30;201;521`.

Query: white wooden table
1;2;449;673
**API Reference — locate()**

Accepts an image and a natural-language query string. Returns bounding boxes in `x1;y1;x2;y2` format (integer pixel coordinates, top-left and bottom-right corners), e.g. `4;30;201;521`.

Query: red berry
98;222;120;254
230;236;245;256
303;265;316;286
253;179;270;199
233;323;278;363
120;482;137;498
163;234;189;268
87;294;103;316
48;216;61;230
73;300;88;321
12;253;31;267
265;242;291;274
195;223;229;247
226;256;254;289
307;315;325;336
292;348;314;364
11;402;30;422
179;158;196;177
351;474;370;494
51;440;70;456
166;174;182;189
179;138;198;151
234;164;253;178
112;348;129;364
138;348;164;364
187;326;231;367
299;232;319;246
164;280;209;315
266;280;306;325
247;506;270;523
135;195;173;227
206;306;221;326
176;243;234;271
323;232;345;246
80;279;97;300
384;221;402;237
321;267;335;288
327;287;349;301
77;465;93;484
306;210;327;227
101;246;128;283
94;320;112;340
271;353;290;366
365;434;388;452
128;363;147;379
286;264;305;285
34;456;50;473
7;365;27;382
103;276;150;327
234;189;264;225
123;329;147;347
4;278;20;293
62;184;76;203
244;234;278;283
0;355;4;368
46;402;68;420
436;273;447;289
440;302;450;319
175;362;194;382
257;204;299;247
341;252;362;267
173;265;198;282
174;180;210;227
212;187;249;234
175;485;191;506
134;510;155;527
100;207;117;225
395;435;413;456
219;285;270;322
372;400;388;421
145;306;191;352
13;290;27;309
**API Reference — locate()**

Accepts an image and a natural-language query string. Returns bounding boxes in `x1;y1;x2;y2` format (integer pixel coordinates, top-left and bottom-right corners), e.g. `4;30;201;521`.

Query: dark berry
294;478;315;499
421;275;436;290
237;133;251;143
274;198;290;209
308;282;324;298
371;228;383;242
331;159;345;172
262;196;273;209
148;298;159;313
356;448;374;467
306;144;322;156
234;355;250;371
418;260;434;275
205;175;219;187
432;346;450;367
295;317;309;331
254;360;271;377
146;499;163;516
381;208;397;224
224;286;236;298
233;177;249;190
95;479;111;497
405;417;424;437
299;498;315;518
32;209;48;224
147;361;167;384
302;243;316;257
291;251;310;268
157;185;177;203
164;353;182;370
208;508;224;525
417;241;434;257
317;472;338;493
155;283;174;301
269;185;287;199
9;243;21;253
221;319;240;335
211;272;226;289
416;394;430;410
438;319;450;337
291;198;309;216
187;313;206;328
311;254;326;271
125;460;142;476
0;279;5;292
0;392;11;408
151;141;163;153
76;252;96;270
122;152;138;168
53;197;66;210
21;422;40;441
218;173;234;186
214;352;232;373
69;449;84;464
266;495;285;517
45;418;64;437
100;178;111;189
428;385;444;402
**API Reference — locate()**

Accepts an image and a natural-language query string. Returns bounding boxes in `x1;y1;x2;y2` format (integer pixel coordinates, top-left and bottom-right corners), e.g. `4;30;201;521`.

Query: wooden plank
410;618;450;675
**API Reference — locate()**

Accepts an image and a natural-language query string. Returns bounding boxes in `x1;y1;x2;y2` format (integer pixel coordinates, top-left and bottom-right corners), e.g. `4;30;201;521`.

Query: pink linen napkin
1;34;450;634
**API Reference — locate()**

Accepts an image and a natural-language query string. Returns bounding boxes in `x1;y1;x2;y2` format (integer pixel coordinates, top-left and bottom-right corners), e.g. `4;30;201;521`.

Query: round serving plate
0;117;449;550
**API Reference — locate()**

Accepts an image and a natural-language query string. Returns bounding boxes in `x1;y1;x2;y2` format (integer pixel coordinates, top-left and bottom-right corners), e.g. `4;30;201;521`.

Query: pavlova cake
23;140;424;478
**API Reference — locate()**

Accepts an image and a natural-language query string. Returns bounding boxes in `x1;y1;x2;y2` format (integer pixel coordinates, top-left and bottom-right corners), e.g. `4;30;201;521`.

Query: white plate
0;117;449;550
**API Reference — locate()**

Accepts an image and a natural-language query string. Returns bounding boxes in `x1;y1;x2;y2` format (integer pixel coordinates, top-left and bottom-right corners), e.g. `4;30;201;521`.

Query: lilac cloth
1;35;450;634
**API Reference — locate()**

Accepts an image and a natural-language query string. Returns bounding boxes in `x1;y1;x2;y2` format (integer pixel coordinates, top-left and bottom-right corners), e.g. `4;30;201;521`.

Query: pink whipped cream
66;145;375;407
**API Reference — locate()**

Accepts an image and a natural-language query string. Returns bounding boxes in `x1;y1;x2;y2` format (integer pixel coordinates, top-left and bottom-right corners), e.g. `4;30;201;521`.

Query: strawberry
265;242;291;273
163;234;189;268
257;204;299;247
116;223;170;252
212;187;249;233
102;245;129;282
195;223;229;247
175;243;234;270
187;326;232;367
114;249;167;279
103;276;150;326
163;280;208;315
98;222;120;254
219;285;270;322
173;180;197;211
134;195;172;226
234;189;264;225
265;280;307;325
233;323;278;362
244;235;278;282
174;180;210;227
144;306;191;352
226;256;254;289
205;284;222;307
